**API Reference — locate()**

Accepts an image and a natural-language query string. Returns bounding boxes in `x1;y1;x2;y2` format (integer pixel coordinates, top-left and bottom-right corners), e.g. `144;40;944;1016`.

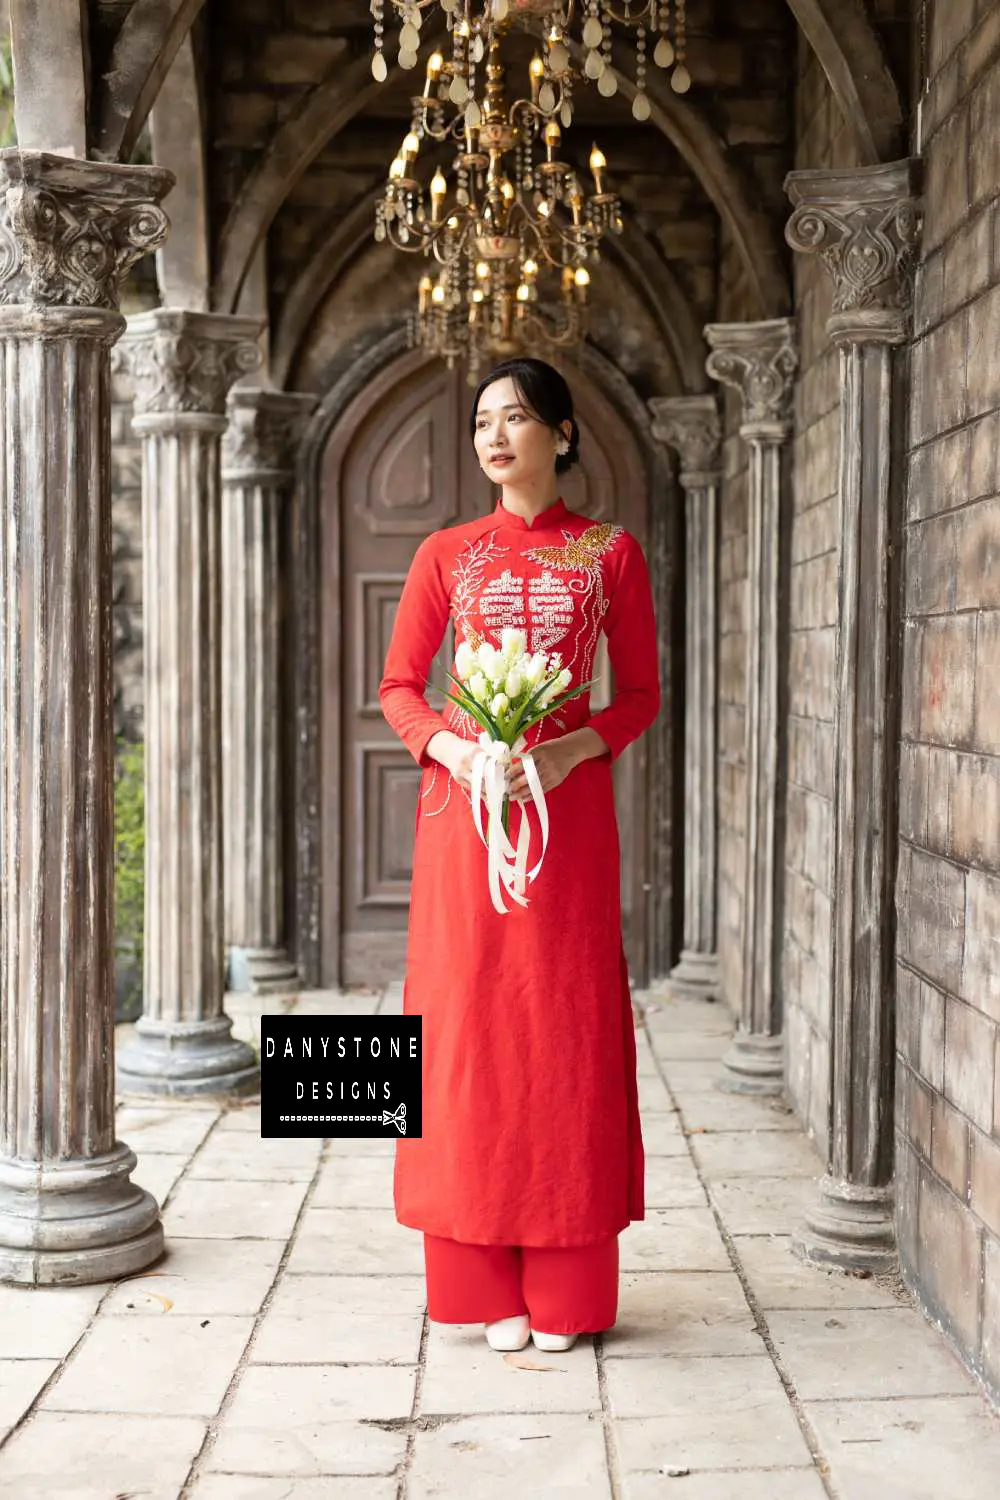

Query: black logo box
260;1015;422;1139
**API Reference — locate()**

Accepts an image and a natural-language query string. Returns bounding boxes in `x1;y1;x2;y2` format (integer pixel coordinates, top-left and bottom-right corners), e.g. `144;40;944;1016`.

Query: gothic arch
214;36;789;320
270;185;707;395
787;0;903;165
92;0;208;163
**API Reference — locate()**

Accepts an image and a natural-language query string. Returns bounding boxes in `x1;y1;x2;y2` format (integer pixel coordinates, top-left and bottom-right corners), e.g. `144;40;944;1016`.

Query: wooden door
320;352;651;988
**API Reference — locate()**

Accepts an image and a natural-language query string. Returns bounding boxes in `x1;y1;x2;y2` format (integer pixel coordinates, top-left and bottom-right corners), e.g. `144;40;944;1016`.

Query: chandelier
369;0;692;122
375;29;621;370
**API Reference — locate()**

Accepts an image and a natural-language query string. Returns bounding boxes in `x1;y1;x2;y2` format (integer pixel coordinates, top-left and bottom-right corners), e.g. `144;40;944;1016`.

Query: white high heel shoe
531;1329;578;1352
485;1314;531;1351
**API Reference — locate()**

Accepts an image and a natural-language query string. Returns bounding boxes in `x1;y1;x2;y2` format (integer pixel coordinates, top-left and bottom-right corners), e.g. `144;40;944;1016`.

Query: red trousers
423;1233;619;1334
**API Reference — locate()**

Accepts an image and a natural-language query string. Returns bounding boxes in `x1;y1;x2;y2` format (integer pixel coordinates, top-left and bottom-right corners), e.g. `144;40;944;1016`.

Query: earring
555;436;570;457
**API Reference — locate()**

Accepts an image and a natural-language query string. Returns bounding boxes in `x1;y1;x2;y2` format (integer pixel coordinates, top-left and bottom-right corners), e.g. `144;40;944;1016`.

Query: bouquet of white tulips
440;628;594;914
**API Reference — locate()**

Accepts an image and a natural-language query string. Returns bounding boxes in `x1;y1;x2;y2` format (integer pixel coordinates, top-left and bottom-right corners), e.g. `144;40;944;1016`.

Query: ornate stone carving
704;319;798;433
222;389;318;482
0;151;172;311
649;395;721;485
785;159;922;341
121;310;263;417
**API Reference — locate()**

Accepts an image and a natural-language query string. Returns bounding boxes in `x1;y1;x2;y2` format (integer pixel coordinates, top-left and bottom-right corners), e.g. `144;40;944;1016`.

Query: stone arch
786;0;903;165
270;184;707;395
91;0;208;163
214;33;789;320
148;33;210;309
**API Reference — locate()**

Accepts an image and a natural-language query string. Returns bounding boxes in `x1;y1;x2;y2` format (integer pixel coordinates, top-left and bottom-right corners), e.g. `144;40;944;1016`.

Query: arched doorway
317;350;653;988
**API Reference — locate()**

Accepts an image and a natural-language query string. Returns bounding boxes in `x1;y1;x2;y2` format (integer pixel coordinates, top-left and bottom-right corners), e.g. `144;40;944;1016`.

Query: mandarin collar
493;497;569;532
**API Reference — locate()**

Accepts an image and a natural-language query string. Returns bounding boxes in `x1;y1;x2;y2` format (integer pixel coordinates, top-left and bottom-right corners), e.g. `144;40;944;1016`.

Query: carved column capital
119;309;264;421
222;389;319;484
784;158;922;346
648;395;721;489
0;151;173;312
704;318;798;441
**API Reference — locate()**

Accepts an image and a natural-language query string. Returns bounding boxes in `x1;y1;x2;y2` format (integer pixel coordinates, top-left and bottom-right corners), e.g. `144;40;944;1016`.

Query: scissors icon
382;1103;407;1135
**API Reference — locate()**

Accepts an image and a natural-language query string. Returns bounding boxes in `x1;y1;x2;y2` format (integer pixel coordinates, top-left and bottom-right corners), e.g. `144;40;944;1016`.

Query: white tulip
468;671;489;703
505;668;523;699
476;643;503;681
500;627;527;660
525;653;546;686
490;693;509;718
558;667;572;689
454;641;476;679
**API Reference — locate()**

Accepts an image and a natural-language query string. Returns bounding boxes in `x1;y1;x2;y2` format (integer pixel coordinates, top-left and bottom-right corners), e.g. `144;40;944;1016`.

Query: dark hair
469;357;581;475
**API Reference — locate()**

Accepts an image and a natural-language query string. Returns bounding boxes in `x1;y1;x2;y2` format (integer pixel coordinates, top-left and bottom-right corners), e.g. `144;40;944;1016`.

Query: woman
379;357;660;1353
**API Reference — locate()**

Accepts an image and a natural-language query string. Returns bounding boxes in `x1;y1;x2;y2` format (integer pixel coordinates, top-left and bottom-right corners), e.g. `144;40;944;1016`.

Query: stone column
705;319;798;1093
649;396;722;998
0;151;173;1283
221;389;317;993
116;310;264;1097
785;160;920;1270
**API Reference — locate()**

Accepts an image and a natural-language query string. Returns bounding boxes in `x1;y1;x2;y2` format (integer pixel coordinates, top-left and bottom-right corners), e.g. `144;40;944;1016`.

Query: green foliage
114;738;145;981
0;33;16;149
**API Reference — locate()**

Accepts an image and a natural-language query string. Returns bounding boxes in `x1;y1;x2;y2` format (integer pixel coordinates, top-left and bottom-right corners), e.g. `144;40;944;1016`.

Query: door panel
321;354;651;988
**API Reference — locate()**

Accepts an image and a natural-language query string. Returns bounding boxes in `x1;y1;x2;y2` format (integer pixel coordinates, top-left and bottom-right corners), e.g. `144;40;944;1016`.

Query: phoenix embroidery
525;522;624;573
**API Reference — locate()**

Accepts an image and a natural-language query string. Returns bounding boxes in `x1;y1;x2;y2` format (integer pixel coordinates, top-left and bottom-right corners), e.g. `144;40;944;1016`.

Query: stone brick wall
895;0;1000;1404
781;37;865;1145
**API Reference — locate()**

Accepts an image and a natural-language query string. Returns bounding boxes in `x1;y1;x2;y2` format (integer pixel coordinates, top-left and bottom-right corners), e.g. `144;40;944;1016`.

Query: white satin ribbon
469;733;550;915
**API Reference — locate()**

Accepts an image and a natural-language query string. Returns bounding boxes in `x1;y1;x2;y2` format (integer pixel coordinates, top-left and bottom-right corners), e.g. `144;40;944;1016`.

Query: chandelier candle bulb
418;275;433;313
545;121;561;162
589;144;607;194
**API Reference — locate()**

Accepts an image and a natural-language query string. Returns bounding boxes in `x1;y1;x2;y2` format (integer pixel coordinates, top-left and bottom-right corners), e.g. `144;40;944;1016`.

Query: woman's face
473;375;564;485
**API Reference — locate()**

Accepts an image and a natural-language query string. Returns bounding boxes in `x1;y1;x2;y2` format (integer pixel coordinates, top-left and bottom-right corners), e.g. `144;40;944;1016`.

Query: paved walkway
1;987;999;1498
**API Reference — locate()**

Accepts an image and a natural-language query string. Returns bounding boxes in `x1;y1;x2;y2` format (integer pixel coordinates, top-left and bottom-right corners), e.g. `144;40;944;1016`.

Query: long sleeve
586;532;661;761
380;534;453;767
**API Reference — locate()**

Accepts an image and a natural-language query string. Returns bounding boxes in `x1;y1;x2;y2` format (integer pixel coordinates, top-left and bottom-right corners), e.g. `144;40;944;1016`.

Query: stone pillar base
792;1175;897;1274
668;950;721;999
717;1029;784;1095
0;1145;164;1286
117;1016;260;1098
227;945;300;995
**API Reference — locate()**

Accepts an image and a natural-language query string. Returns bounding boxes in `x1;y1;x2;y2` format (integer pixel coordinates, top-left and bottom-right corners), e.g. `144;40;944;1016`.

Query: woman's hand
508;727;607;801
425;731;481;793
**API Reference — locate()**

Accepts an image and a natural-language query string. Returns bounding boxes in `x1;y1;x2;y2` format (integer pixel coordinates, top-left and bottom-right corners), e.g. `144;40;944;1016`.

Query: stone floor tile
690;1129;823;1179
767;1309;978;1400
214;1103;263;1132
607;1271;759;1357
0;1412;206;1499
707;1176;816;1235
637;1071;673;1111
132;1149;189;1204
653;1058;725;1090
291;991;381;1016
669;1092;801;1133
224;991;297;1018
640;998;733;1034
310;1156;396;1210
622;1468;826;1499
114;1103;220;1154
611;1358;813;1469
101;1237;285;1316
640;1117;692;1157
731;1235;907;1311
41;1315;252;1416
0;1359;58;1435
285;1208;424;1274
325;1134;397;1156
807;1395;1000;1500
0;1286;103;1359
190;1478;398;1500
163;1176;308;1239
619;1210;731;1272
642;1156;709;1209
207;1367;413;1474
421;1323;601;1415
188;1130;323;1182
646;1030;733;1061
267;1273;426;1320
253;1302;423;1365
408;1412;611;1498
